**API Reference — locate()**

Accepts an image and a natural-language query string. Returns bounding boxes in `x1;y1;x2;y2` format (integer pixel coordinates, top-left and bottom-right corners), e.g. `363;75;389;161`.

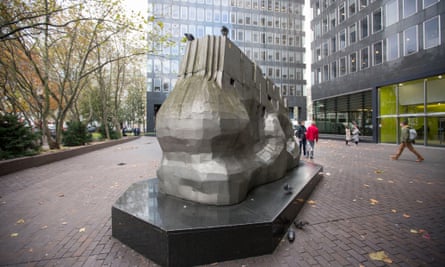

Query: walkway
0;137;444;266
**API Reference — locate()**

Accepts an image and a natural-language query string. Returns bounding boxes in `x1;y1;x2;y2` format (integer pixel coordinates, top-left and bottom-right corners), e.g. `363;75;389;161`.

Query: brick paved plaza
0;136;444;266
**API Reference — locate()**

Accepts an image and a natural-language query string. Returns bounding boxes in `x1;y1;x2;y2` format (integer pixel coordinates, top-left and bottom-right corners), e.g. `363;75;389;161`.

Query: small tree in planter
62;120;92;146
0;114;40;159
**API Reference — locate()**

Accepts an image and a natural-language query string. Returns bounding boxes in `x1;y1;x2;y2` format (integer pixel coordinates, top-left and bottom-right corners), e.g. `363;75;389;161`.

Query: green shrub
99;123;120;140
91;132;104;141
0;114;40;160
62;120;92;146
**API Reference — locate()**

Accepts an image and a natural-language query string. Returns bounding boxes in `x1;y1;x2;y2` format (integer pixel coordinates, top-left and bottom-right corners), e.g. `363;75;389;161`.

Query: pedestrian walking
351;124;360;145
345;126;351;145
306;121;319;159
295;120;307;157
391;121;424;162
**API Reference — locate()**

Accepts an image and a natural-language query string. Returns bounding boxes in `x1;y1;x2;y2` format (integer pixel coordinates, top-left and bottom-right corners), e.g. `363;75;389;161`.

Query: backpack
409;128;417;141
296;126;306;139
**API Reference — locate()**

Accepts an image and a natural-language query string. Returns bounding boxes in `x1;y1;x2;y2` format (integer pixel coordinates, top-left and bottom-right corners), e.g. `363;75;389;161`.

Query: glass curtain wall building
146;0;307;132
310;0;445;146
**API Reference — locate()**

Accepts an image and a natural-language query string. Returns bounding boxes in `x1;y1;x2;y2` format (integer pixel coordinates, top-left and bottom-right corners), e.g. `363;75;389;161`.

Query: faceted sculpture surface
156;36;299;205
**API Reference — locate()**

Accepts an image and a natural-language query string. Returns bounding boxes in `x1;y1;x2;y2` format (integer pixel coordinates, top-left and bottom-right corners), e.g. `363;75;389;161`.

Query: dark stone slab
112;161;323;267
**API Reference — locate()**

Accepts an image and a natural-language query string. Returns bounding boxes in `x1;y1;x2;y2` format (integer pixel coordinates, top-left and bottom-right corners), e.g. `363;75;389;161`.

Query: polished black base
112;162;323;267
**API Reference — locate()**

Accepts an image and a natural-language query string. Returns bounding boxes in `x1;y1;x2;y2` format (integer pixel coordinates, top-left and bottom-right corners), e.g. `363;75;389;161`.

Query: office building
310;0;445;146
146;0;307;132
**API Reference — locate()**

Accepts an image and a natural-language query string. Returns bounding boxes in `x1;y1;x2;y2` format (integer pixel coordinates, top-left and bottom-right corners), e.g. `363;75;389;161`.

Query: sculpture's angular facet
156;36;299;205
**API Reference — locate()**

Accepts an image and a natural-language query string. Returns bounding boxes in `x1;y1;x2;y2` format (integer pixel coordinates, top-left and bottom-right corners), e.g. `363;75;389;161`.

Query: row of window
160;22;303;50
148;77;304;97
149;78;178;92
229;29;303;47
313;16;441;84
279;84;304;97
243;48;304;64
229;12;302;30
314;0;439;40
154;5;303;31
147;56;304;80
313;0;439;20
156;0;301;13
314;6;382;40
229;0;302;14
314;10;440;64
262;66;304;80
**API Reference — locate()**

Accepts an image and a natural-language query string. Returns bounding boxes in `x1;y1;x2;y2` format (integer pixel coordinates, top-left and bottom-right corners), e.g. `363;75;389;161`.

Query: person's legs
302;139;307;156
406;142;424;161
391;143;406;160
308;141;315;159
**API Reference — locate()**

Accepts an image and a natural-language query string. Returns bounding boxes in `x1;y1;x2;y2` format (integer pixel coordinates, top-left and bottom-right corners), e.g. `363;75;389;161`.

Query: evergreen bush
62;120;92;146
0;114;40;160
99;123;120;140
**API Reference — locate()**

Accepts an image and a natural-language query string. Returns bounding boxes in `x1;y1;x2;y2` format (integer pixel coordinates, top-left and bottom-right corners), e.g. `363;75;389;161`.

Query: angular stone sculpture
156;35;299;205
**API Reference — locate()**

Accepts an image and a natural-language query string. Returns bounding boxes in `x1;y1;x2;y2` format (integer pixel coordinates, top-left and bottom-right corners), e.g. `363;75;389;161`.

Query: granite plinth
112;161;323;267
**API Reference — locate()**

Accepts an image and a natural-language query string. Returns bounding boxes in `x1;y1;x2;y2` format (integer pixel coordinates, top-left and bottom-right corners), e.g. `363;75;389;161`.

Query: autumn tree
0;0;166;149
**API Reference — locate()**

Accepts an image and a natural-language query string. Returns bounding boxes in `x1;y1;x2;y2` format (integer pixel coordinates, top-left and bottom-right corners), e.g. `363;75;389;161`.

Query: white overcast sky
123;0;148;14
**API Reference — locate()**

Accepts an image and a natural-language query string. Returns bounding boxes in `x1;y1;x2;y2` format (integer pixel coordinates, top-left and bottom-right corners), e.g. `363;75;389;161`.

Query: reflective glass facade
313;91;373;137
147;0;306;132
378;74;445;146
310;0;445;145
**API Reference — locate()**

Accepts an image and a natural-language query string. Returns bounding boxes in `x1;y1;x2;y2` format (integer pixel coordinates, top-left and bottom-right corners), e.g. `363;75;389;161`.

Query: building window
340;57;347;76
360;16;368;39
323;42;329;57
245;15;251;25
172;5;180;19
349;0;356;16
331;61;337;78
316;47;321;61
323;18;329;33
197;8;205;21
330;11;337;29
387;34;399;61
385;0;399;27
403;0;417;18
314;22;321;38
237;30;244;41
315;0;321;16
181;6;188;20
339;29;346;49
281;85;287;96
372;8;382;33
360;0;368;10
350;52;357;72
404;25;418;55
323;65;329;81
154;78;161;92
360;47;369;69
373;41;383;65
163;80;170;92
214;10;220;22
331;36;337;53
339;3;346;23
316;68;322;84
423;0;439;8
349;24;357;44
189;8;196;20
222;11;229;23
424;16;440;49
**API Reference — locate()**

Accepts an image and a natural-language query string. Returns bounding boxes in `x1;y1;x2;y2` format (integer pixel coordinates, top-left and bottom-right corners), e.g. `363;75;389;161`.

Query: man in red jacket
306;121;319;159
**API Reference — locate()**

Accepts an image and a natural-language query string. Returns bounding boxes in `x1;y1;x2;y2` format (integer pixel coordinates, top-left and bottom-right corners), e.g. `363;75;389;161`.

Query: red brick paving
0;137;444;266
